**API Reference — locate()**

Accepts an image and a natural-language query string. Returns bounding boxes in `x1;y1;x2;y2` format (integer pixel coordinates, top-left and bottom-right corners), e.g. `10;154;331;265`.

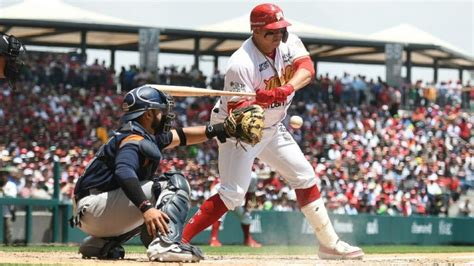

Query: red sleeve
293;56;315;79
227;99;255;112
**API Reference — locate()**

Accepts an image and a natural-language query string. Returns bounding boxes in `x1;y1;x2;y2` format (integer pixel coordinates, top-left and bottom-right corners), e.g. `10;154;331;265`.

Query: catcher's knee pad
79;236;125;260
141;172;191;247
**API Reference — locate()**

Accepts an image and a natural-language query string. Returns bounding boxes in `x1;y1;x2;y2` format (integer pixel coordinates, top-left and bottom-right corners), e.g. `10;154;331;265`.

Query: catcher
71;85;264;262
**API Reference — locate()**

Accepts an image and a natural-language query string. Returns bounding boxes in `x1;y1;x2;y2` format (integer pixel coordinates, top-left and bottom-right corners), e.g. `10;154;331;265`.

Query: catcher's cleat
244;236;262;248
81;245;125;260
147;238;204;262
318;240;364;260
79;236;127;260
209;237;222;247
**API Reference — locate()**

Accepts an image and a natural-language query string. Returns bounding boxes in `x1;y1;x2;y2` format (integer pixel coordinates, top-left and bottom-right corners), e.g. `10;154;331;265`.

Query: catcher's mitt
224;104;265;147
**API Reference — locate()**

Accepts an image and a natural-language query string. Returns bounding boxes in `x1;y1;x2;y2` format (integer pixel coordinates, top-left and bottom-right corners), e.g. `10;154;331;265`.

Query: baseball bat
146;84;256;97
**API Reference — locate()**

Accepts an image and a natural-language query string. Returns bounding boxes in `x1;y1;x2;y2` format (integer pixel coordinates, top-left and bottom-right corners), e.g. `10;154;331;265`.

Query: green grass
1;245;473;254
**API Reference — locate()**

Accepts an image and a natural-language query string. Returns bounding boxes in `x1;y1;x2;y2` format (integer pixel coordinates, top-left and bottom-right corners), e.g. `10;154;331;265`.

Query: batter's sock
300;198;339;249
296;185;338;248
210;221;221;241
182;194;228;243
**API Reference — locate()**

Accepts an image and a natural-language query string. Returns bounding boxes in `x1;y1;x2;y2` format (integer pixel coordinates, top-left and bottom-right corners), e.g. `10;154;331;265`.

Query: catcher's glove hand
224;104;265;147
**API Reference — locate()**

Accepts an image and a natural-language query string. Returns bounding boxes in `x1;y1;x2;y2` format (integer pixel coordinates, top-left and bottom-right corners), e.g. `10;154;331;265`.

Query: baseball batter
183;3;363;260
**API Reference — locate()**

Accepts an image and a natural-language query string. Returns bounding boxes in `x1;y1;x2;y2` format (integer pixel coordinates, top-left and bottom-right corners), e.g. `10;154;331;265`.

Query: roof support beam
405;49;412;84
110;48;116;71
206;39;226;52
194;37;200;70
80;30;87;63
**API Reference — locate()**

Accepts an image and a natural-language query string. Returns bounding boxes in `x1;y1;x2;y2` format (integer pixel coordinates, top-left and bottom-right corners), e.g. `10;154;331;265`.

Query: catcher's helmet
121;86;175;132
0;33;25;84
250;3;291;30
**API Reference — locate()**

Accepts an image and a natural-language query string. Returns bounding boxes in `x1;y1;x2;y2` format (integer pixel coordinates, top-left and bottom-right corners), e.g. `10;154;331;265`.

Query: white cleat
147;238;203;262
318;239;364;260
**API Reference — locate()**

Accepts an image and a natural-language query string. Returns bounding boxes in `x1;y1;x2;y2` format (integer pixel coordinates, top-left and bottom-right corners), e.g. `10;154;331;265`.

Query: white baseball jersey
212;33;309;127
210;33;317;211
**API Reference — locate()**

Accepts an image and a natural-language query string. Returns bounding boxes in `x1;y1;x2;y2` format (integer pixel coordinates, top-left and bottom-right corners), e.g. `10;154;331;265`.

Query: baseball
289;115;303;129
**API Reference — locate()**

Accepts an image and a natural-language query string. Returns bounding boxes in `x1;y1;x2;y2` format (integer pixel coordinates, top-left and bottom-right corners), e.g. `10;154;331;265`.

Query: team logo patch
258;61;269;72
282;52;292;63
275;12;283;21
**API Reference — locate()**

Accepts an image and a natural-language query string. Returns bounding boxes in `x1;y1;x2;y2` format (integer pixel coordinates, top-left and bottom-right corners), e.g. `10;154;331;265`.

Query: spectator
0;168;17;245
459;199;472;217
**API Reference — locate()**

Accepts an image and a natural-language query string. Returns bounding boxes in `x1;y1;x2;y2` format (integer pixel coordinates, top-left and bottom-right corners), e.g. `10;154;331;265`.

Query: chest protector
75;121;162;194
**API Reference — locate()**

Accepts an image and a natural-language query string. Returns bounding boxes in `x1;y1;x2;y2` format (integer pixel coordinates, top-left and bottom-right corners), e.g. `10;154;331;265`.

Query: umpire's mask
0;33;26;86
121;85;175;134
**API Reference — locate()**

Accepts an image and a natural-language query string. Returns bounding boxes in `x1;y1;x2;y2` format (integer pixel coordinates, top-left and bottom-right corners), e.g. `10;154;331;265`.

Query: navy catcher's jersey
74;121;172;196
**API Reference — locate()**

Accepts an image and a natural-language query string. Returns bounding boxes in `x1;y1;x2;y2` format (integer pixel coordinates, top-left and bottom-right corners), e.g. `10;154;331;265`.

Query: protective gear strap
293;56;315;78
175;127;187;146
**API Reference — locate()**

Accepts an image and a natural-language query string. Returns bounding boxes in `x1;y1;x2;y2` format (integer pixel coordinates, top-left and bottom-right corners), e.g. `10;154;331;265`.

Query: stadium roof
198;15;368;40
369;24;474;70
0;0;473;71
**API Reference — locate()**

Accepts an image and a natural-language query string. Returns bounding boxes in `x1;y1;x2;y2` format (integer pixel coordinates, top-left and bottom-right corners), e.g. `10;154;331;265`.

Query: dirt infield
1;251;473;265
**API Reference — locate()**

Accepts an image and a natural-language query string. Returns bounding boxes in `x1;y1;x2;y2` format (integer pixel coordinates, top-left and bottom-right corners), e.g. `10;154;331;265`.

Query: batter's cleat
147;238;204;262
244;236;262;248
318;239;364;260
209;237;222;247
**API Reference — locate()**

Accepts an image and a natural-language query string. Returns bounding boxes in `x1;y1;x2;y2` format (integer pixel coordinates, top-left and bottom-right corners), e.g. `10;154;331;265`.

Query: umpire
0;32;24;86
72;85;233;262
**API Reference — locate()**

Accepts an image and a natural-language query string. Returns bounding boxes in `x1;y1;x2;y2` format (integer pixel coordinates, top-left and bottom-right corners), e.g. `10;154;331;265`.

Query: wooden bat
145;84;256;97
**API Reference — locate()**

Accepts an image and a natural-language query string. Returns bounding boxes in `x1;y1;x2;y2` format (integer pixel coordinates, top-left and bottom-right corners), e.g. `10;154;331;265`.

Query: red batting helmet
250;3;292;30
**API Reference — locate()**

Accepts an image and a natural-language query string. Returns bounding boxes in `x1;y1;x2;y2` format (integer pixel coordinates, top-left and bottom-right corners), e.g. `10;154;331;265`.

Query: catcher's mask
0;33;26;86
121;85;175;134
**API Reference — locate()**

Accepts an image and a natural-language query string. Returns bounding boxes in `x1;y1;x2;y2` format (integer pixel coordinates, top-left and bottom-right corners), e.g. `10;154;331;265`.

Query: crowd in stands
0;53;473;219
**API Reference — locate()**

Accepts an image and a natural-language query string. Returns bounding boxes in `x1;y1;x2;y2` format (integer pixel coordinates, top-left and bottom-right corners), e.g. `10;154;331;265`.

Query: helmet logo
275;12;283;21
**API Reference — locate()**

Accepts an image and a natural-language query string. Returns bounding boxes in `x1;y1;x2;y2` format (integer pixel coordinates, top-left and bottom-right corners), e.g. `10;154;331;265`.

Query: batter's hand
143;208;170;239
255;84;294;105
